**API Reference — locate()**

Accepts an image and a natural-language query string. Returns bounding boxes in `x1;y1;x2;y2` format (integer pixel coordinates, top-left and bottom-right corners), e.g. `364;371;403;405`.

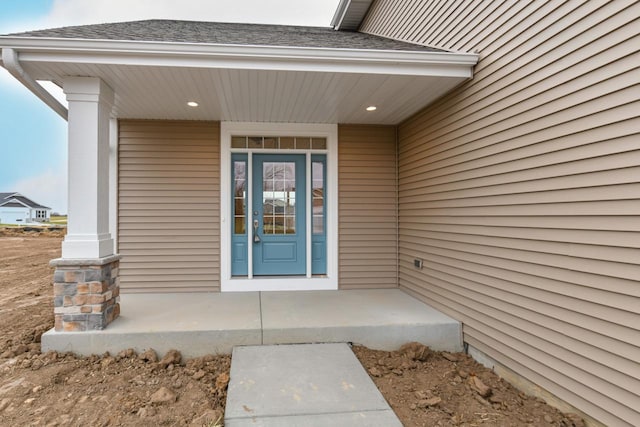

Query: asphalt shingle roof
6;20;442;52
0;193;50;209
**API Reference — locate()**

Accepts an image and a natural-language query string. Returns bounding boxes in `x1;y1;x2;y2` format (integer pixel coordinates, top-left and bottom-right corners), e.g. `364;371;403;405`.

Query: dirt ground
0;231;585;426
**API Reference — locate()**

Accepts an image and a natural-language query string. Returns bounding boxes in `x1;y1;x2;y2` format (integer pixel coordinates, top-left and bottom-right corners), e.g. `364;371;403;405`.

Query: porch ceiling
2;38;477;125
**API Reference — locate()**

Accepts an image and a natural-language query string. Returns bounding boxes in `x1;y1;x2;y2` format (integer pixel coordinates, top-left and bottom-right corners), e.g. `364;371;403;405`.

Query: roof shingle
5;20;442;52
0;193;50;209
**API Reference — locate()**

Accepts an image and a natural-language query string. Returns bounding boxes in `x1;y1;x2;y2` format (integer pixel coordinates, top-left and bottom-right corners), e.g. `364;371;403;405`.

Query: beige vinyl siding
338;124;397;289
118;120;220;293
361;1;640;425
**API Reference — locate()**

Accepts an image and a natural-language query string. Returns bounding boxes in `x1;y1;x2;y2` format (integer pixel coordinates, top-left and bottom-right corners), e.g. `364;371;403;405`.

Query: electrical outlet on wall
414;258;423;269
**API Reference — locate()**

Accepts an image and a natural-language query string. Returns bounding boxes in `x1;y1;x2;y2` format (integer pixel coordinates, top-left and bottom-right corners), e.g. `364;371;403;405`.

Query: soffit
21;61;465;124
1;36;477;125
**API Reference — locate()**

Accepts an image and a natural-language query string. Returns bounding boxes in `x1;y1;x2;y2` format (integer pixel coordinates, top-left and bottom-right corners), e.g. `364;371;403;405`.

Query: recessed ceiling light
366;105;377;111
187;101;199;107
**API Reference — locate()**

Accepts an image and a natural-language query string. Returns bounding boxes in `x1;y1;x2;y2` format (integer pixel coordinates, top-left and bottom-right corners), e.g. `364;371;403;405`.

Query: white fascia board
0;37;479;78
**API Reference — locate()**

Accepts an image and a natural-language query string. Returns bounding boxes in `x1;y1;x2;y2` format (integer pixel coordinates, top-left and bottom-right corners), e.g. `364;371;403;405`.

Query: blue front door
252;154;306;275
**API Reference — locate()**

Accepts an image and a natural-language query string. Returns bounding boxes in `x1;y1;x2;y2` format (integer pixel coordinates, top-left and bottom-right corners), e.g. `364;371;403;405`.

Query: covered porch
42;288;462;357
1;19;477;350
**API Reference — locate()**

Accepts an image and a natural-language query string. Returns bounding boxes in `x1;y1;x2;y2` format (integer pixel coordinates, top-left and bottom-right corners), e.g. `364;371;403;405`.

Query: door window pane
248;137;263;149
295;137;311;149
263;162;296;234
312;161;324;234
263;137;277;149
312;138;327;149
233;161;246;234
231;136;247;148
279;137;295;149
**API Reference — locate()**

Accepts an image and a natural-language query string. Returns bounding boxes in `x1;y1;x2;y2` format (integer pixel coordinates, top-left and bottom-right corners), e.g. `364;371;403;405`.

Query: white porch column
61;77;115;259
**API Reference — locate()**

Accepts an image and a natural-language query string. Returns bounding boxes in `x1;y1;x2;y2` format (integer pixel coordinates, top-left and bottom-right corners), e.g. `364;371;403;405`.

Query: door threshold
222;275;336;292
231;275;328;279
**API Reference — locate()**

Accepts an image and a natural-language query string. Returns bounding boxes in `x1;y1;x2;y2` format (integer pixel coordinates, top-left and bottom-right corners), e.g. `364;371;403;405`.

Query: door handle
253;219;261;243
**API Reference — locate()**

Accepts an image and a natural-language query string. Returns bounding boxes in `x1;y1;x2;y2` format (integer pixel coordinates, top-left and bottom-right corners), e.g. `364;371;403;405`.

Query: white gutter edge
331;0;351;29
1;48;68;120
331;0;373;31
0;37;480;66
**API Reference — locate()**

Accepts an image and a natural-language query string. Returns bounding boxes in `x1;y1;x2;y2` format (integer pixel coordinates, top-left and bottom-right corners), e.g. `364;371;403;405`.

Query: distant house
0;192;51;224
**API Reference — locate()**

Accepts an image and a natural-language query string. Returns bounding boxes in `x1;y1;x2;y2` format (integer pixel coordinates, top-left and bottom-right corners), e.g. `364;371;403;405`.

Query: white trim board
3;38;478;78
220;122;338;292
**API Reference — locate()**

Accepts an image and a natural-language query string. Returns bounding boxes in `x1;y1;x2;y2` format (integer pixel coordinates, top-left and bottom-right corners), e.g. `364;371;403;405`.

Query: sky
0;0;340;214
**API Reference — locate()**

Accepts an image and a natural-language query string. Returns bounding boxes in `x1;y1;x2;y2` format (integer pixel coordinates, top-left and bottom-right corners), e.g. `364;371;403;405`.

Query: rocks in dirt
368;367;382;377
137;405;157;418
138;348;158;363
488;394;503;404
414;389;442;408
116;348;136;359
100;356;115;368
159;349;182;368
0;350;13;358
43;351;59;362
190;409;223;426
474;394;493;408
150;386;177;405
414;390;429;400
457;368;469;379
0;398;11;412
561;413;586;427
49;413;74;426
192;370;206;380
417;396;442;408
441;352;459;362
399;342;432;361
14;344;29;355
186;357;206;371
469;375;492;398
215;372;230;390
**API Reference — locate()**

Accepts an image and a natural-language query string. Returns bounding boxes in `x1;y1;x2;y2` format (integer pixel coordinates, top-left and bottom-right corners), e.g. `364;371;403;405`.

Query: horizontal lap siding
361;1;640;425
118;120;220;292
338;125;397;288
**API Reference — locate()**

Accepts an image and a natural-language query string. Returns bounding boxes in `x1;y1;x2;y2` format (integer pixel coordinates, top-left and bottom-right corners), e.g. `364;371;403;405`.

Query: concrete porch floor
42;289;462;357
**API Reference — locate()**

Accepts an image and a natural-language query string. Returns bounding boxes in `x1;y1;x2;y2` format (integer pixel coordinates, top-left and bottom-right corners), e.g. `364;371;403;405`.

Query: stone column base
50;255;121;332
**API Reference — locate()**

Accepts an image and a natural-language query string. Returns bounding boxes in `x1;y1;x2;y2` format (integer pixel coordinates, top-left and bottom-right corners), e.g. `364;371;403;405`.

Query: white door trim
220;122;338;292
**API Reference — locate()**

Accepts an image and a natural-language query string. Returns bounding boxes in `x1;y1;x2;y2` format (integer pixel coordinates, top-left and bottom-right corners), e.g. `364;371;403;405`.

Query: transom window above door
231;136;327;150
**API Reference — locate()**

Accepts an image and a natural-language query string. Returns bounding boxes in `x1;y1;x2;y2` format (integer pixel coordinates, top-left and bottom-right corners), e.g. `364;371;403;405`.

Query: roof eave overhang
0;36;479;124
0;36;478;78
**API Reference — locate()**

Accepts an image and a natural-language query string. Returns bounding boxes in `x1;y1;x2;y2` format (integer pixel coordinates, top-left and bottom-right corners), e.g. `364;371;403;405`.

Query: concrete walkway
225;343;402;426
42;289;462;357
